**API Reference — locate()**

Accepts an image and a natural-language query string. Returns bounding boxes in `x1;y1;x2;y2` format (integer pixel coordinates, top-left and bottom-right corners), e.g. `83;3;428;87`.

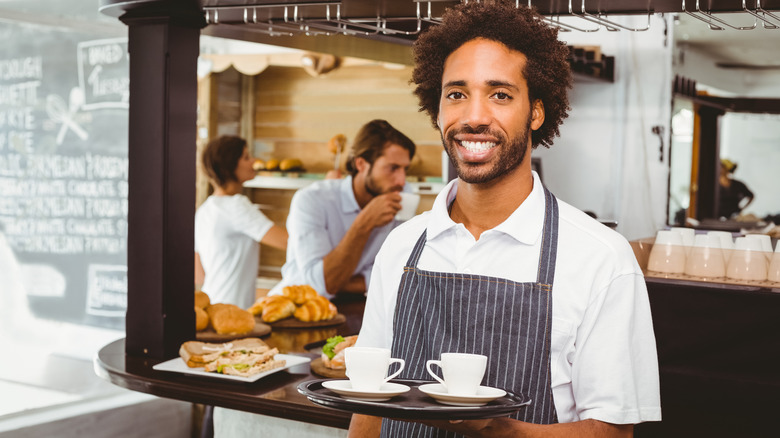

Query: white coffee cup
684;234;726;280
707;231;734;263
744;234;773;263
727;237;768;282
396;192;421;221
426;353;487;396
344;347;405;392
647;230;686;275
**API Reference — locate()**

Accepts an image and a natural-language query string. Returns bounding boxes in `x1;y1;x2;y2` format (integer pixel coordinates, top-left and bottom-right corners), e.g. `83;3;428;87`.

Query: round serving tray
298;378;531;420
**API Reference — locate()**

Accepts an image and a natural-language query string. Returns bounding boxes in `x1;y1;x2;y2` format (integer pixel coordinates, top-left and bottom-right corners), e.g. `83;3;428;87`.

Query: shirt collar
427;171;545;245
339;175;361;214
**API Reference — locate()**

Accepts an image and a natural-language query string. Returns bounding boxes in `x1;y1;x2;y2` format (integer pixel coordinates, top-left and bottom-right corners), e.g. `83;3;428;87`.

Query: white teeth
460;141;496;152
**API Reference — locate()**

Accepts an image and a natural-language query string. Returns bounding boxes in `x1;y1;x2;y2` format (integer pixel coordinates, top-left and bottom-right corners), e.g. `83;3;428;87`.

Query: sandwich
179;338;285;377
204;348;285;377
320;335;357;370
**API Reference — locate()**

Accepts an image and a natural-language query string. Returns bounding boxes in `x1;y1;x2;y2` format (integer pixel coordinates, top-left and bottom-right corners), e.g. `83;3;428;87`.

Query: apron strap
403;229;428;268
536;186;559;288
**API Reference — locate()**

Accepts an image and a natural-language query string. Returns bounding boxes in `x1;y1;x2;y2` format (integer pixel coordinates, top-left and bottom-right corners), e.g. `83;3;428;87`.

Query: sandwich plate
152;354;311;383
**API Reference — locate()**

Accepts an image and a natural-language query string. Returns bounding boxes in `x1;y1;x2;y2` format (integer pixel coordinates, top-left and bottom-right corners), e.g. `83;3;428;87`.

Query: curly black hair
412;0;572;148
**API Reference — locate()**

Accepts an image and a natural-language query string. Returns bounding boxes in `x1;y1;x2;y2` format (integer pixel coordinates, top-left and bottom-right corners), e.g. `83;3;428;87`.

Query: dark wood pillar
694;105;724;221
112;1;204;358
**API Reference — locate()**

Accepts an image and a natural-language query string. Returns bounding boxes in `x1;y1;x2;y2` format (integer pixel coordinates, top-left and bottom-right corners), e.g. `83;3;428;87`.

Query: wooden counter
94;297;366;430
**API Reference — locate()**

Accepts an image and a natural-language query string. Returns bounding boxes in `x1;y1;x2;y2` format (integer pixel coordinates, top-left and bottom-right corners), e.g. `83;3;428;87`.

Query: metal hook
744;0;780;29
416;2;441;24
683;0;757;31
570;0;651;32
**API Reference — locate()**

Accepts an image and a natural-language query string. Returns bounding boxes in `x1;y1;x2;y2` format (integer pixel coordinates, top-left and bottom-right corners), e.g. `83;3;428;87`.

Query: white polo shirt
357;172;662;425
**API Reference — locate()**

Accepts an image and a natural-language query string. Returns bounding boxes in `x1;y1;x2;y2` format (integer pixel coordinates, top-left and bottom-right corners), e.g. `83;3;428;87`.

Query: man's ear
531;99;545;131
354;156;369;174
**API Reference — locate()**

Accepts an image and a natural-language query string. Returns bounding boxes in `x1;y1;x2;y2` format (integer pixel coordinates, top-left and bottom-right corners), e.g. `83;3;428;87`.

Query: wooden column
694;105;725;220
117;2;204;358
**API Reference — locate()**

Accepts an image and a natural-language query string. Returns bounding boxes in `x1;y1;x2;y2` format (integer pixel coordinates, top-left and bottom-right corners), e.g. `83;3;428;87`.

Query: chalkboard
0;22;129;330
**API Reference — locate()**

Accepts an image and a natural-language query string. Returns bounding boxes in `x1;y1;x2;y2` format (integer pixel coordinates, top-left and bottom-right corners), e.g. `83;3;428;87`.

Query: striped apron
381;187;560;438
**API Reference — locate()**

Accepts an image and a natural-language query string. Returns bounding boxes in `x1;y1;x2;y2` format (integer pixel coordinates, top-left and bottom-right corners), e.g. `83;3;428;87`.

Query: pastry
206;303;255;335
195;306;209;331
283;284;318;305
258;295;296;323
294;295;336;322
194;290;210;309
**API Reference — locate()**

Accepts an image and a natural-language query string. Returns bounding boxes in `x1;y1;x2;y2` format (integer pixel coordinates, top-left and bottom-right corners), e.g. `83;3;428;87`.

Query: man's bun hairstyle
411;0;572;148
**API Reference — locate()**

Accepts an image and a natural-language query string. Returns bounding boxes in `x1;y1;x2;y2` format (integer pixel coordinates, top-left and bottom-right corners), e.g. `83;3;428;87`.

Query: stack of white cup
647;230;687;275
684;234;726;280
726;237;769;282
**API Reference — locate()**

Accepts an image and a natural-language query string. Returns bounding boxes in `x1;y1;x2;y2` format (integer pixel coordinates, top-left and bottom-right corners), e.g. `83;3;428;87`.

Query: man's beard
363;165;403;197
442;115;532;184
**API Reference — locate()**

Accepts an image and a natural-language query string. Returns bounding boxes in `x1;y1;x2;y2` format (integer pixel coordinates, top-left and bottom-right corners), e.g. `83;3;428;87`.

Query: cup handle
384;358;405;383
426;359;446;387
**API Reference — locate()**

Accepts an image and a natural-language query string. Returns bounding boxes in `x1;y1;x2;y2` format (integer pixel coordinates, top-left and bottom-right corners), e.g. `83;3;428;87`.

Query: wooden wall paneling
252;64;443;177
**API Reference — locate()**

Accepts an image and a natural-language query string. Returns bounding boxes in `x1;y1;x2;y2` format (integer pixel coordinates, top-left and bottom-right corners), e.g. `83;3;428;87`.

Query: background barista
270;119;416;298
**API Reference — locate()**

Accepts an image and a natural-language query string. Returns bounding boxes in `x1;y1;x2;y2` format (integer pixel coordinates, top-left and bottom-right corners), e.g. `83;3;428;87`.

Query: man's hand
354;191;402;231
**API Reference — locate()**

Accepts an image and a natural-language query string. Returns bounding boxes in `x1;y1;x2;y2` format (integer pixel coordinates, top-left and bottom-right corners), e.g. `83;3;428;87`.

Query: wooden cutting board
310;357;347;378
196;321;272;342
264;313;346;329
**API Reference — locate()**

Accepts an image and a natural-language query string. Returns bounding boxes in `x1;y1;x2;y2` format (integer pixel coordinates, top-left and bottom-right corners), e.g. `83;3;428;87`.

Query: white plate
152;354;311;383
321;379;411;402
418;383;506;407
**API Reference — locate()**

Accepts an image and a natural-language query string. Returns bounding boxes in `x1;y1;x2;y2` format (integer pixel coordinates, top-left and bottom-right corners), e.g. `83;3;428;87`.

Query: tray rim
297;378;531;420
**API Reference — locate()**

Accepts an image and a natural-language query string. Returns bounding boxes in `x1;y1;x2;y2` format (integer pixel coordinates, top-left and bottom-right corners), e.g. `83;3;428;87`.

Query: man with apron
349;2;661;437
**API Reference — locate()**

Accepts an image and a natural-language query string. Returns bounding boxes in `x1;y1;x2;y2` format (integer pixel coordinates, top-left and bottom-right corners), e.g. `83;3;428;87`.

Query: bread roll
279;158;303;171
206;303;255;335
195;306;209;331
283;284;318;305
195;290;210;309
259;295;296;323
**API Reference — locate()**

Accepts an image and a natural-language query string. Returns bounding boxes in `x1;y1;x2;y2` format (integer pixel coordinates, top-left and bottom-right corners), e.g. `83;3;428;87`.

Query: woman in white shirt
195;135;288;308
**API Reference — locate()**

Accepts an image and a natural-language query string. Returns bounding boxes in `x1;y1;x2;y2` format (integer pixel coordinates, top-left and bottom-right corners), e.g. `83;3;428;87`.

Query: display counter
94;297;366;430
95;268;780;436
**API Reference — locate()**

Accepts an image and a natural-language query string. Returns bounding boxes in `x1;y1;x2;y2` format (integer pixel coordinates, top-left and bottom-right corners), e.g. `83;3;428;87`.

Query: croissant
283;284;318;305
247;295;270;316
260;295;296;323
206;303;255;335
294;295;337;322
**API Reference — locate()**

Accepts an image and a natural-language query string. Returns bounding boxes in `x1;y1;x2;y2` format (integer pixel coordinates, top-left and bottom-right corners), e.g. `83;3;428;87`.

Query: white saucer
322;380;411;402
418;383;506;407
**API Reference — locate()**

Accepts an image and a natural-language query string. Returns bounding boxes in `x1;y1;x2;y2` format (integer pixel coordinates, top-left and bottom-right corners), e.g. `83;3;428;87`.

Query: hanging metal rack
200;0;780;35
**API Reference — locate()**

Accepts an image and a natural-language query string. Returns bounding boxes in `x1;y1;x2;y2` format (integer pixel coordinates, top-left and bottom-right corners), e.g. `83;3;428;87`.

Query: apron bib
381;187;560;438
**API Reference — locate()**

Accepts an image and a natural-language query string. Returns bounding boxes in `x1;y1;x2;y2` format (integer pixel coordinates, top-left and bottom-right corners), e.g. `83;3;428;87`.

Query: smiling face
438;38;544;185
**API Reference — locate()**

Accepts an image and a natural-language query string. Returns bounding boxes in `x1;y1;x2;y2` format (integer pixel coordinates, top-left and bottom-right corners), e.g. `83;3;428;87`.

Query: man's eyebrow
442;80;466;88
442;79;519;89
486;80;518;89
